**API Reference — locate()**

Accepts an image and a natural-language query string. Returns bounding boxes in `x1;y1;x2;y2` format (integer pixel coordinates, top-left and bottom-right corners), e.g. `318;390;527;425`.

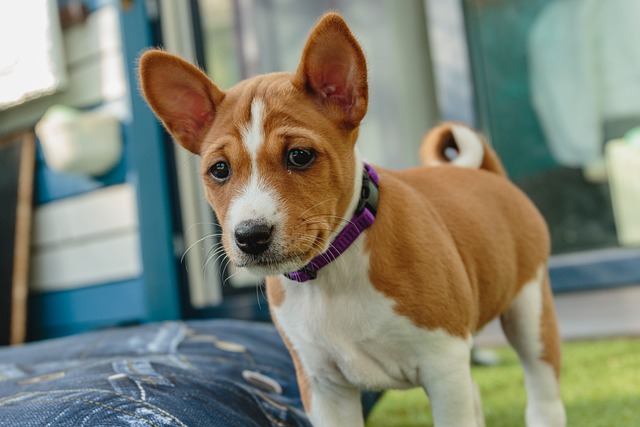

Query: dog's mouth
234;255;308;277
232;235;324;277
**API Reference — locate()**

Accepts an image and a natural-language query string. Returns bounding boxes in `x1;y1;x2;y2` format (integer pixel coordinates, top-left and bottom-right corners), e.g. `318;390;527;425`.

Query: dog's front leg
422;365;479;427
419;337;481;427
306;380;364;427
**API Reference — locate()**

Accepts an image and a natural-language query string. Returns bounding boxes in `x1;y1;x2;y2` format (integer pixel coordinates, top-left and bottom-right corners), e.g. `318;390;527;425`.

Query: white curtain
529;0;640;167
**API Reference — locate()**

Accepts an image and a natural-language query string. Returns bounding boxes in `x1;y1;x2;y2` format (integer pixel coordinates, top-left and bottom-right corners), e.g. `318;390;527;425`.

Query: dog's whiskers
201;246;228;282
182;233;224;264
295;198;335;220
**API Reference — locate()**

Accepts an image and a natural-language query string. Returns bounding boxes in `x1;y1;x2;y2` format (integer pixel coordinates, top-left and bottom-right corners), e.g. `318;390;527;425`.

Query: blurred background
1;0;639;345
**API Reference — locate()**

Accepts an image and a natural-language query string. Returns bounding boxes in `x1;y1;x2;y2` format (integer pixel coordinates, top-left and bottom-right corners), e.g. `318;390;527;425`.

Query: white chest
272;238;464;391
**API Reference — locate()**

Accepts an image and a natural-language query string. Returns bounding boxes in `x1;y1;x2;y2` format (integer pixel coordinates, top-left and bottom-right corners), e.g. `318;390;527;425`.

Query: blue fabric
0;320;311;426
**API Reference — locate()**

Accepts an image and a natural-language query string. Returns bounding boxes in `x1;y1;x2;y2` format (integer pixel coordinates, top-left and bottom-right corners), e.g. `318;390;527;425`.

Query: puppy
139;13;566;427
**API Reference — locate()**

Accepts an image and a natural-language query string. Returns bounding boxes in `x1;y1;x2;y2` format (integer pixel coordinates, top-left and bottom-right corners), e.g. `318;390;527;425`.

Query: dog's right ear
139;50;224;154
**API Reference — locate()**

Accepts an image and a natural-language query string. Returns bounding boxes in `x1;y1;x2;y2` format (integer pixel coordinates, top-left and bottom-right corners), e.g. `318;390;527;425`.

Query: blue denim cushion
0;320;312;426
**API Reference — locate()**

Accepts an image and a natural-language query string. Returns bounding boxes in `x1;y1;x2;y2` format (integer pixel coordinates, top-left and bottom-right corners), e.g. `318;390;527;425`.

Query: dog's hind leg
472;378;485;427
500;266;566;427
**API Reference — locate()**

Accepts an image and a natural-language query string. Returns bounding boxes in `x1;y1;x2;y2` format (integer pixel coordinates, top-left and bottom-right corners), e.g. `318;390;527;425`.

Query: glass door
461;0;640;291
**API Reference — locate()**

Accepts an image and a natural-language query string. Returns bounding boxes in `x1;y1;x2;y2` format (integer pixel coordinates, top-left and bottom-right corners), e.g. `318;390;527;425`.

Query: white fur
227;98;285;269
229;98;280;235
227;173;281;231
226;173;296;275
273;234;478;427
450;125;484;169
501;267;566;427
241;98;265;160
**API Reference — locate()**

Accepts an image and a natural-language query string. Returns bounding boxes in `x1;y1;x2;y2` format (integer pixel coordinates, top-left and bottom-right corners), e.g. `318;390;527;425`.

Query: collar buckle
356;166;379;216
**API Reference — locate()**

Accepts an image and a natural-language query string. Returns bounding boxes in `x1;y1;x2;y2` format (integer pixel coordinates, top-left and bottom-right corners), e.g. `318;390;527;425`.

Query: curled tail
419;122;507;176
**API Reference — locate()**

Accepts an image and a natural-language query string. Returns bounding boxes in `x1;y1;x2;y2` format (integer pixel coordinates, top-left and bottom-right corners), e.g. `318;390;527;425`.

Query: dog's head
140;13;368;276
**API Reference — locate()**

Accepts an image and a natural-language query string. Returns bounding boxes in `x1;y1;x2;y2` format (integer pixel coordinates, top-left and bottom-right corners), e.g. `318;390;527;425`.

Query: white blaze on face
227;98;282;246
242;98;266;159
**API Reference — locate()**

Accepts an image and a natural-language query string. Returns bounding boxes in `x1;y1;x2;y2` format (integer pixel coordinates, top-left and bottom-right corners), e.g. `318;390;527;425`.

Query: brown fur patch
266;275;285;308
366;165;550;337
540;272;562;378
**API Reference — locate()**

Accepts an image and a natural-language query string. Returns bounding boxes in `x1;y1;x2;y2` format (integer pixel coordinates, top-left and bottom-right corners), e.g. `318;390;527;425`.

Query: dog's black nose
234;221;273;255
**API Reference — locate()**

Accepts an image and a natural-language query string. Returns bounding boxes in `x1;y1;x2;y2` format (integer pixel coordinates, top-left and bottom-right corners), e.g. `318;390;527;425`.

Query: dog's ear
292;13;368;129
139;50;224;154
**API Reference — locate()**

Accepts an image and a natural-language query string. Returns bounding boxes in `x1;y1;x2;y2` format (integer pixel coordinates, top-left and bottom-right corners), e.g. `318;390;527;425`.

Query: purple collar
284;163;380;282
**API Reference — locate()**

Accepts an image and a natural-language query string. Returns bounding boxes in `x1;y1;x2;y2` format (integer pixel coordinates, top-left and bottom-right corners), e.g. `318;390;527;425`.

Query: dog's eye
209;161;231;182
287;148;316;169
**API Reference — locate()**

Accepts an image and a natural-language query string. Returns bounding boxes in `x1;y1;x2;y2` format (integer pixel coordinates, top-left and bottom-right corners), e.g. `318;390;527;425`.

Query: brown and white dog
139;13;565;427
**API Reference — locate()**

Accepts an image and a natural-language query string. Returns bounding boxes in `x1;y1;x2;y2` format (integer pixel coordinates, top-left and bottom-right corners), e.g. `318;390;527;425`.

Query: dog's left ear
292;13;368;129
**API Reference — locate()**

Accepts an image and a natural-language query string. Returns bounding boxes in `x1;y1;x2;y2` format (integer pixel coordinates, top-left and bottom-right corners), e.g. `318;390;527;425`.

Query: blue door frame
26;1;180;340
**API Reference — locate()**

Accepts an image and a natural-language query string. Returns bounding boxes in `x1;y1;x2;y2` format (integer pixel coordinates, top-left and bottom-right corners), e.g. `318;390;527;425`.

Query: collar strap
285;163;379;283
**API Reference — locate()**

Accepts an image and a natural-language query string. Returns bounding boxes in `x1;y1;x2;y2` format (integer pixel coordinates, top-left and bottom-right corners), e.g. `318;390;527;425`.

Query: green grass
366;339;640;427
